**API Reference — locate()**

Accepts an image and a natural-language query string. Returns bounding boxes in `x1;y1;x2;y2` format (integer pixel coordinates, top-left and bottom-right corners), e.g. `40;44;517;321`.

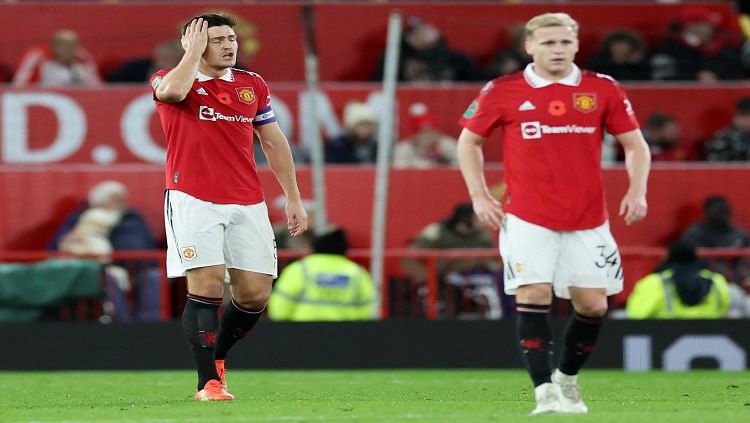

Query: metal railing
1;247;748;321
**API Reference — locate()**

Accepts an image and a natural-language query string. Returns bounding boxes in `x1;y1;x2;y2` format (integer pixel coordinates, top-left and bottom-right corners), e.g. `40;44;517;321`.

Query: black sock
182;294;222;390
215;299;263;360
558;311;603;376
516;304;554;387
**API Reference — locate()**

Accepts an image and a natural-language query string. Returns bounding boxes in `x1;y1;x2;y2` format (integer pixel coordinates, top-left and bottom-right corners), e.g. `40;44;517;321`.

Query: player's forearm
264;138;302;202
457;136;492;200
156;51;202;102
623;138;651;196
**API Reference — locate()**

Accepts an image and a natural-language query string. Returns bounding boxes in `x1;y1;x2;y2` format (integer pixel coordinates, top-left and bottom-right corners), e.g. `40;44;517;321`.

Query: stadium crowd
0;0;749;325
1;3;749;164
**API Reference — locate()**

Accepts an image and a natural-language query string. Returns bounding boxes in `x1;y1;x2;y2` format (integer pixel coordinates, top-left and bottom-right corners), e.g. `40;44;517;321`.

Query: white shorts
499;213;623;299
164;190;277;279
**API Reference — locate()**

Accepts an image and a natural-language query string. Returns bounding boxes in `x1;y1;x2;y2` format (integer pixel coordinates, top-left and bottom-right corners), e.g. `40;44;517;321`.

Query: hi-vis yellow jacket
626;268;730;319
268;254;376;321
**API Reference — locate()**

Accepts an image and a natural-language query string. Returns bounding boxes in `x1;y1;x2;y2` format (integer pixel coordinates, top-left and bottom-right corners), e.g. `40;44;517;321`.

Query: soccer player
457;13;650;414
150;14;308;401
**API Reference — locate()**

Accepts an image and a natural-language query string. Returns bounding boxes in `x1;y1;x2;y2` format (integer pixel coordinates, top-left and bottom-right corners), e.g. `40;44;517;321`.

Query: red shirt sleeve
149;68;172;102
255;74;272;110
458;81;504;137
603;78;640;136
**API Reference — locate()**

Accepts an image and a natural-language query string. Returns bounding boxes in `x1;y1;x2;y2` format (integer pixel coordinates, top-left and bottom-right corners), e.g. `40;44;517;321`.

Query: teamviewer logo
521;121;541;140
199;106;217;121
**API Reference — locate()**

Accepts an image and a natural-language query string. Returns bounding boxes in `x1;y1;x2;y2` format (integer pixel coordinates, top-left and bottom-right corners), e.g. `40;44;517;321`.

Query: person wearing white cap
325;102;378;164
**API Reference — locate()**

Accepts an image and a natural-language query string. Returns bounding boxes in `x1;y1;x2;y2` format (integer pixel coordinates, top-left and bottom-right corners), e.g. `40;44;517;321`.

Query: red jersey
150;68;277;204
459;64;639;230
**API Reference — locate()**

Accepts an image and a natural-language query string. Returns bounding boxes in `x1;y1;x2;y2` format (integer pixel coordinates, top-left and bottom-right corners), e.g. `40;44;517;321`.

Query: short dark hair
182;13;236;35
445;203;475;229
312;229;349;255
601;29;646;53
704;195;729;213
646;112;677;130
666;240;697;264
735;97;750;116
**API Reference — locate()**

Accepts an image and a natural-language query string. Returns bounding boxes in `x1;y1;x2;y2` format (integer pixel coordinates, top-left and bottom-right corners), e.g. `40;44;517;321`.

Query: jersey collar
196;68;234;82
523;63;582;88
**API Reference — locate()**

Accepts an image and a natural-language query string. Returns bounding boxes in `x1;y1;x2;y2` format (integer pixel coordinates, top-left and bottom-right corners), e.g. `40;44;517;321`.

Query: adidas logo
518;101;536;111
196;88;208;96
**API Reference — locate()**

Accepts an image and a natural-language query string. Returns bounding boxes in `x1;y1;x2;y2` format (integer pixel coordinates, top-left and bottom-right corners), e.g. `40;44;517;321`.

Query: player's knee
186;281;224;299
234;297;268;311
186;267;226;297
516;284;553;305
576;303;608;318
232;288;270;310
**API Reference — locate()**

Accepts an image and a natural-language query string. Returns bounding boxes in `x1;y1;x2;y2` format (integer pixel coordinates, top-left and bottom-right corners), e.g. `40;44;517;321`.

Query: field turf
0;370;747;422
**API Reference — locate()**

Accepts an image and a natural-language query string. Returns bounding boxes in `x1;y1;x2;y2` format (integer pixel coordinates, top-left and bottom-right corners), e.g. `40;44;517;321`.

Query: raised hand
181;18;208;55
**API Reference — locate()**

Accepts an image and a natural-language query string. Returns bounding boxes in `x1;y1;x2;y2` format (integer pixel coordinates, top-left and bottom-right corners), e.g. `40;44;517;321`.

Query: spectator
643;112;691;161
704;97;750;162
107;40;182;83
373;17;478;82
626;240;730;319
13;29;101;86
58;207;122;255
482;25;531;80
49;180;162;321
325;102;378;164
681;196;750;285
50;181;156;252
403;203;503;319
393;102;458;168
268;229;376;321
650;6;743;81
585;29;651;81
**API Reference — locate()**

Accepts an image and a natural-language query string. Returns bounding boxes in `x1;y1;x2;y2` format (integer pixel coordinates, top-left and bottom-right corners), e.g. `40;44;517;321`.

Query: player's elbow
156;86;187;103
457;133;484;152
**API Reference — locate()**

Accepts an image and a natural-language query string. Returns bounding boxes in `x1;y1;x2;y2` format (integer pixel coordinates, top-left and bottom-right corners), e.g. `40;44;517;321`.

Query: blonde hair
525;13;579;40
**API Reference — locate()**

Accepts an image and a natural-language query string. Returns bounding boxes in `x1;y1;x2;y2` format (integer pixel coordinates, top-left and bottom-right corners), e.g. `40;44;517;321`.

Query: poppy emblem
548;100;566;116
236;87;256;104
217;92;232;105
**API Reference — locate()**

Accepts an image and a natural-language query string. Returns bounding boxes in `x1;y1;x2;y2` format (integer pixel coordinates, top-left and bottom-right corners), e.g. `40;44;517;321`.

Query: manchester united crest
573;93;597;113
181;246;197;261
236;87;256;104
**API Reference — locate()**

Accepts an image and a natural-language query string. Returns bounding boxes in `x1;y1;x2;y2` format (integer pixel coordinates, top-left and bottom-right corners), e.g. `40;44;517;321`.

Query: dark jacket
325;134;377;164
705;126;750;161
651;36;743;80
48;205;156;251
373;37;479;82
585;53;651;81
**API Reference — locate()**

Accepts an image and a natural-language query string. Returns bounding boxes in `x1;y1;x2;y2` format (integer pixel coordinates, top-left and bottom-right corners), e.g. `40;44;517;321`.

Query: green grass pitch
0;370;747;422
